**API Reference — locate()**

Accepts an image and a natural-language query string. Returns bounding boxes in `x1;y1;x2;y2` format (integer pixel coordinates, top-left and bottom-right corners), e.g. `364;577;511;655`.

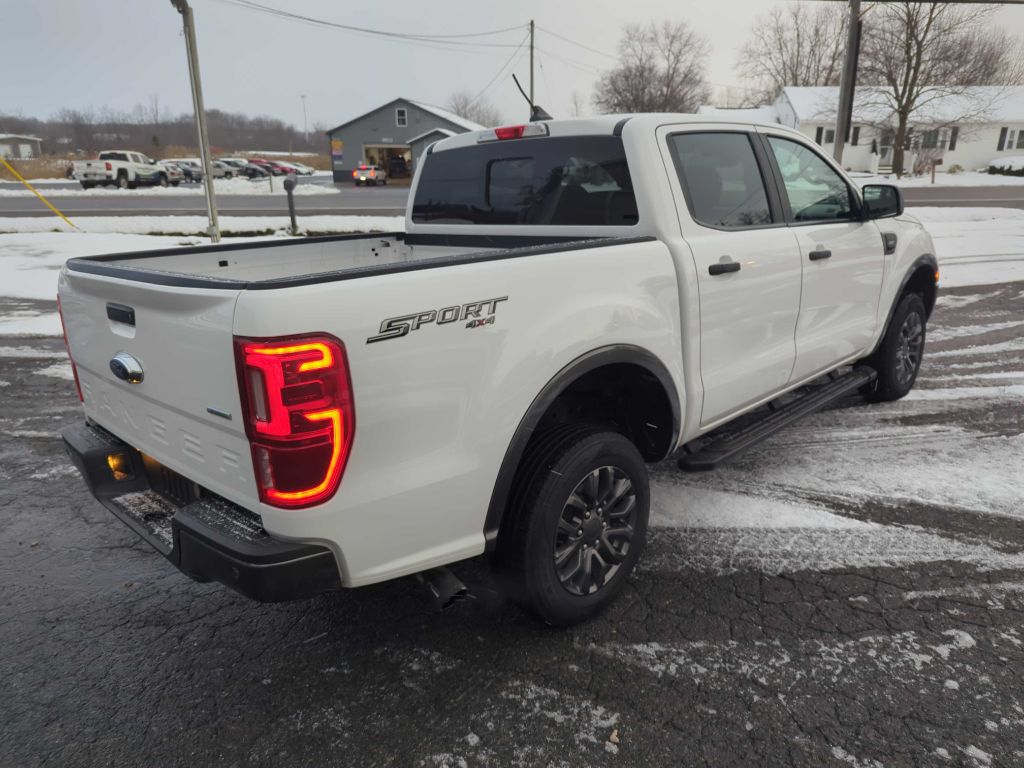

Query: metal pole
301;94;308;143
171;0;220;242
529;20;535;106
833;0;861;164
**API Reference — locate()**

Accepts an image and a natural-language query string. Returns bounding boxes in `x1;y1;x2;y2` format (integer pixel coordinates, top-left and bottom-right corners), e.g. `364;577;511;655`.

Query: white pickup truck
58;115;937;625
73;150;170;190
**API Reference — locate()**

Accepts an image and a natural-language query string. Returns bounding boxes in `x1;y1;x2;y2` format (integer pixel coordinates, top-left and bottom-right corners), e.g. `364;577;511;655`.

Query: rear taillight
352;170;357;178
234;334;354;509
56;296;83;402
104;161;112;171
369;169;375;177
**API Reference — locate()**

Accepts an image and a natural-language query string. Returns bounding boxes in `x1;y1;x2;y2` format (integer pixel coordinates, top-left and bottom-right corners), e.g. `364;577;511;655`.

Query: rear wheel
865;292;927;402
496;426;649;626
80;181;93;190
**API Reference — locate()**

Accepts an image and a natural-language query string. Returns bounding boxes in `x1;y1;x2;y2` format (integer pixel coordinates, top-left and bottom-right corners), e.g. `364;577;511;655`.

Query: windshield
411;136;638;226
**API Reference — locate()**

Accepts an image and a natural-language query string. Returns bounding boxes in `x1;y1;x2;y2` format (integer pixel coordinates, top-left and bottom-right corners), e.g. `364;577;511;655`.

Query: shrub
947;163;963;174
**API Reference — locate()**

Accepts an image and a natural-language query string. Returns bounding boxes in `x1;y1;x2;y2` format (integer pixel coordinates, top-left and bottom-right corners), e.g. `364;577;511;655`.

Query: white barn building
699;85;1024;174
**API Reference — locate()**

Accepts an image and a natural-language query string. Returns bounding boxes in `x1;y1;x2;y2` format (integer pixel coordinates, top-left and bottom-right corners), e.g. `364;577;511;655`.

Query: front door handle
809;249;832;261
708;261;741;276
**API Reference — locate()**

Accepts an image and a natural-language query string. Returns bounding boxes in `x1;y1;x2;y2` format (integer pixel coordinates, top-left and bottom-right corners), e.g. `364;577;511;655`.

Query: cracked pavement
1;282;1023;767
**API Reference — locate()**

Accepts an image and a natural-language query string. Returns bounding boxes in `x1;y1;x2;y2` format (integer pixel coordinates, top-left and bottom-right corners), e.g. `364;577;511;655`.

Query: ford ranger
58;115;937;625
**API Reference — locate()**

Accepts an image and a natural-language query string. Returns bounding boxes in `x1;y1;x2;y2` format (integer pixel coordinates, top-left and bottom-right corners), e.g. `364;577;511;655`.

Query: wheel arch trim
483;344;681;548
869;253;938;357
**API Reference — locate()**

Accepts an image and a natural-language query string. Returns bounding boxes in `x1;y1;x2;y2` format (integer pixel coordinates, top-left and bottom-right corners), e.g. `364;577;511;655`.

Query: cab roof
427;114;806;153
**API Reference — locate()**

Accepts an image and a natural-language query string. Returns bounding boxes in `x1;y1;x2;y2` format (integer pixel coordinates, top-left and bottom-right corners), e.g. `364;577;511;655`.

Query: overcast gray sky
4;0;1024;133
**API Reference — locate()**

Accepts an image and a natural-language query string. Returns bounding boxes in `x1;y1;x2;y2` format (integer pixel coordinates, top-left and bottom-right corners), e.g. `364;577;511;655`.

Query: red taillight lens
369;169;375;177
56;296;83;402
234;334;354;509
352;170;357;178
494;125;527;140
104;162;112;171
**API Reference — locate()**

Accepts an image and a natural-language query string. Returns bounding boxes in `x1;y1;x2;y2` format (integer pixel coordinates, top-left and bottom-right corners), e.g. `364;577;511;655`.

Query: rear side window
411;136;638;226
668;132;772;229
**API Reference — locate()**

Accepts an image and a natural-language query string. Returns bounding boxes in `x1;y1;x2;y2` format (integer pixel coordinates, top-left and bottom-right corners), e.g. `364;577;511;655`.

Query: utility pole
529;20;535;106
170;0;220;242
833;0;861;165
301;94;308;144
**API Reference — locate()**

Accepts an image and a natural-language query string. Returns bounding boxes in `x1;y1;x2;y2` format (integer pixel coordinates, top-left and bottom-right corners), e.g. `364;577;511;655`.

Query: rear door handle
809;249;832;261
708;261;741;276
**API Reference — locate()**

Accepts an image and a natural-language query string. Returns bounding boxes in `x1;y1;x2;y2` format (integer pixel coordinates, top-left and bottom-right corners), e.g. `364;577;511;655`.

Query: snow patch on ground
0;215;403;236
651;485;870;530
0;345;69;359
35;362;73;380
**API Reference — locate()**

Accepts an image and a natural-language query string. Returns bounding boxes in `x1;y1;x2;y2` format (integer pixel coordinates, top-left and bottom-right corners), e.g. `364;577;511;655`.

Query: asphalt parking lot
2;281;1023;767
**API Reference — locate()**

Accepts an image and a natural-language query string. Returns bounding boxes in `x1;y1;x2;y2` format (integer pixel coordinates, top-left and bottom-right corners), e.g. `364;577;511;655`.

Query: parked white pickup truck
73;150;170;190
58;115;937;625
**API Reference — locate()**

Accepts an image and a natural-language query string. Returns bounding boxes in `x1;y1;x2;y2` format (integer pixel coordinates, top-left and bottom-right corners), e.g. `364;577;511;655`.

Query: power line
212;0;526;48
535;46;602;75
536;26;616;60
471;32;531;106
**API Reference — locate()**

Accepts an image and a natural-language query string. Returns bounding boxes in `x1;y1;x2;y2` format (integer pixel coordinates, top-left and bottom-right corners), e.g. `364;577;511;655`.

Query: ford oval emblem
109;352;144;384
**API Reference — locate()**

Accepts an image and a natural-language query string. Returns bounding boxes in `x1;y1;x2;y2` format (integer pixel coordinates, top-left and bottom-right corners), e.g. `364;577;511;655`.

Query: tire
495;426;650;626
171;181;181;187
80;181;93;190
864;292;927;402
157;174;168;188
116;174;129;190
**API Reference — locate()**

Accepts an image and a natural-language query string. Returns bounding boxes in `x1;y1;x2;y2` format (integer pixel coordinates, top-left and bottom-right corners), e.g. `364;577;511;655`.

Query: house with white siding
699;85;1024;174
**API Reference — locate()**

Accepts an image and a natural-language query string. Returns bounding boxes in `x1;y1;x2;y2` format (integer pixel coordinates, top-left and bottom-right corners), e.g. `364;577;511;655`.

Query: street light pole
170;0;220;242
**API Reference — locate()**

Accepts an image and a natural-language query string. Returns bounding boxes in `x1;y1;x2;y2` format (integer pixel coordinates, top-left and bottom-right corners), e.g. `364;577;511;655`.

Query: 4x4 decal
367;296;508;344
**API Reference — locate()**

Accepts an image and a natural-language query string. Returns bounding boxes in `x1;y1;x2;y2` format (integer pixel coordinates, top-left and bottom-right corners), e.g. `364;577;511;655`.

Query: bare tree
593;22;710;114
859;2;1024;176
736;3;847;104
446;91;503;127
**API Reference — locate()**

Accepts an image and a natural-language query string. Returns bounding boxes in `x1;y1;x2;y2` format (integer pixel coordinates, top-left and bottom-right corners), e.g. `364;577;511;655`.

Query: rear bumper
61;421;342;602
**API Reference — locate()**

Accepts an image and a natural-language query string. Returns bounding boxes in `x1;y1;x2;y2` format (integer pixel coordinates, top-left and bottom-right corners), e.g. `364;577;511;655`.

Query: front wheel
865;292;927;402
496;426;649;626
116;174;130;190
157;174;168;188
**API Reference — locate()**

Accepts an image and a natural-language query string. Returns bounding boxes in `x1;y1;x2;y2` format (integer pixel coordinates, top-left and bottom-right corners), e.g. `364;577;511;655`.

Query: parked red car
249;158;296;176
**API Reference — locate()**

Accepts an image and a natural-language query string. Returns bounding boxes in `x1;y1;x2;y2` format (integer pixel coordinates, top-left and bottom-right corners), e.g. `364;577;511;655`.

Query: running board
677;366;877;472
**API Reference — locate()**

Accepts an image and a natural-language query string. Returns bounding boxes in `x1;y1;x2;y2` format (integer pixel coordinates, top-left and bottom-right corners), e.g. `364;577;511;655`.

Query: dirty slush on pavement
2;283;1023;768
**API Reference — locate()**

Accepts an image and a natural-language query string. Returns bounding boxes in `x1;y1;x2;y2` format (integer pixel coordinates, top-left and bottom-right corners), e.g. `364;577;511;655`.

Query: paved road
901;185;1024;209
2;279;1023;766
0;182;1020;218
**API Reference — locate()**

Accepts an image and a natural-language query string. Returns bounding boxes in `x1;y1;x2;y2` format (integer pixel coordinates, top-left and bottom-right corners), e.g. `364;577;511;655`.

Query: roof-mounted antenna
513;74;552;122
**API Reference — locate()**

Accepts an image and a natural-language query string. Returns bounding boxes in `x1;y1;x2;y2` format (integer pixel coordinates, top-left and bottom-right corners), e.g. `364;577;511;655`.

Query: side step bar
678;366;877;472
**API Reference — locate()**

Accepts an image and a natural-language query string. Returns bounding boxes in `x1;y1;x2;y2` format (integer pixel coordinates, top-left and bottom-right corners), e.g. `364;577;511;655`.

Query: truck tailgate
58;268;258;509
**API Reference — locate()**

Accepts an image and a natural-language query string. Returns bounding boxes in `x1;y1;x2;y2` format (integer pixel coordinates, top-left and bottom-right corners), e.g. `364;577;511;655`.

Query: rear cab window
667;132;773;229
412;136;638;226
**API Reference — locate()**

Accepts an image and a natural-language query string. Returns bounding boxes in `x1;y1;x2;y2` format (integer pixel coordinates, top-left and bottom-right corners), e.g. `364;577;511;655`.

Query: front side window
396;108;408;127
767;137;854;223
411;136;637;226
668;132;772;229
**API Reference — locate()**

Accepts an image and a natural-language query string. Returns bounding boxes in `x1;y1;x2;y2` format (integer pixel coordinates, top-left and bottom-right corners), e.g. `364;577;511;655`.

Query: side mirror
862;184;903;219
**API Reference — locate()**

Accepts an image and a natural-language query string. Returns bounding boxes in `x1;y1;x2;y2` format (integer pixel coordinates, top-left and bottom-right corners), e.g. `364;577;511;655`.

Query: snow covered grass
853;171;1024;187
909;207;1024;287
0;177;338;197
0;214;404;237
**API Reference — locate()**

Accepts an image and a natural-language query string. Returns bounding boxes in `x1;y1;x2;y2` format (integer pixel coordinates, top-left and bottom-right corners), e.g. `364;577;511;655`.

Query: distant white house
0;134;43;160
699;85;1024;174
